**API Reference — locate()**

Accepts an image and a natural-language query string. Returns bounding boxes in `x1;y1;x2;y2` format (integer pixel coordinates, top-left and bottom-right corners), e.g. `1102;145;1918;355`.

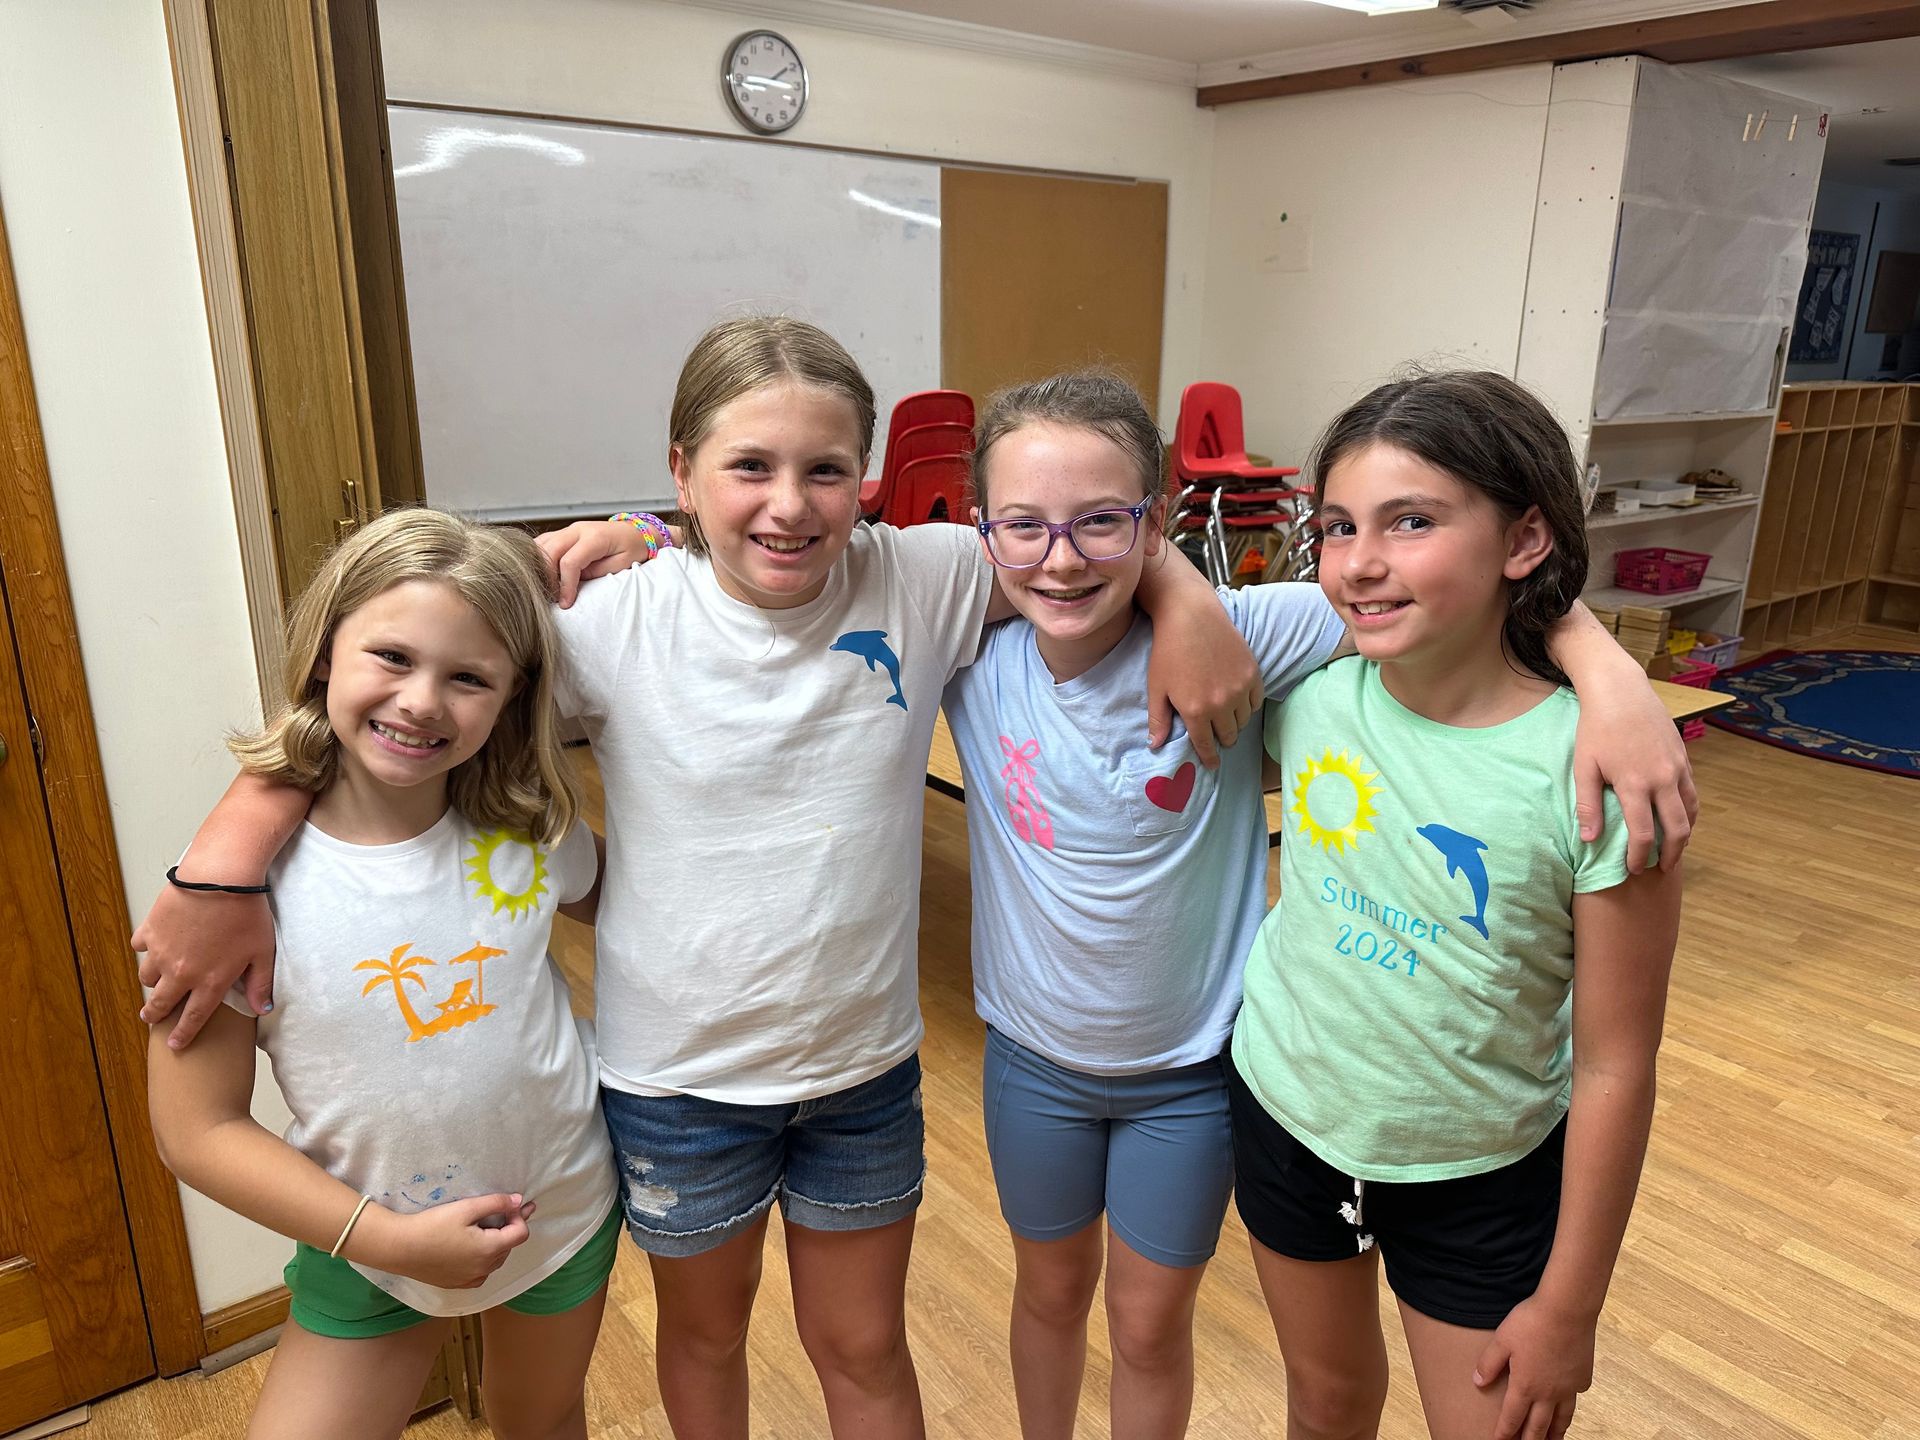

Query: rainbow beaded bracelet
610;511;674;558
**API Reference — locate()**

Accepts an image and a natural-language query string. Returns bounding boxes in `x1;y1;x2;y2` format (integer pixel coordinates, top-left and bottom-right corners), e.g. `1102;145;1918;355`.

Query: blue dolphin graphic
1417;823;1491;940
830;630;907;710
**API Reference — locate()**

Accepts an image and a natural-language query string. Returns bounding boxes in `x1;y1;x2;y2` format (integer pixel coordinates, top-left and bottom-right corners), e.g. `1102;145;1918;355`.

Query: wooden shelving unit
1743;382;1920;646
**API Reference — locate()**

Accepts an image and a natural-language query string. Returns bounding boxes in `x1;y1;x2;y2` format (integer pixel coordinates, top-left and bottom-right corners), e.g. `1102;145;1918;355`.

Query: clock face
723;31;807;135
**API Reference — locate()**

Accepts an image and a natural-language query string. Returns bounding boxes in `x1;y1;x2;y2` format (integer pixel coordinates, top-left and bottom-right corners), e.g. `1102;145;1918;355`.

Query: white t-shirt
943;584;1345;1073
238;812;613;1317
553;523;993;1104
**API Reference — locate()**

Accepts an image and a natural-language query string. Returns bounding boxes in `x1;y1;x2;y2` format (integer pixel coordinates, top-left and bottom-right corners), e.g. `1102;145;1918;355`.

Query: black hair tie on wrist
166;865;271;895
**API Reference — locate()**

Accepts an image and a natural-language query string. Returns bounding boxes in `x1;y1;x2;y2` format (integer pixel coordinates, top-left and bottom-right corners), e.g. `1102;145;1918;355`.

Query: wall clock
723;30;807;135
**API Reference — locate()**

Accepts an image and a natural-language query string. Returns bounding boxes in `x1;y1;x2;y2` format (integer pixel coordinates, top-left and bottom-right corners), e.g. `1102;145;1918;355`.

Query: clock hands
731;73;800;97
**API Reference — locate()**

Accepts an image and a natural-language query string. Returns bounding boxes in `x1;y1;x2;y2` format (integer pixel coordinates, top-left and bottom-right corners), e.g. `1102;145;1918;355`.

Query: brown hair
1308;368;1588;688
228;508;579;844
668;316;876;554
970;368;1166;512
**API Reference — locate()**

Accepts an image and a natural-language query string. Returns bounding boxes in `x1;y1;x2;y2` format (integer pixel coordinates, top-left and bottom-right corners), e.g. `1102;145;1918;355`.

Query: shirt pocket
1118;736;1220;839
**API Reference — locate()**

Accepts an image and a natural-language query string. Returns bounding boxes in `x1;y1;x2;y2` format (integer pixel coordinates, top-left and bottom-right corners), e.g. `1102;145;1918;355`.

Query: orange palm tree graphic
356;941;510;1042
355;944;435;1042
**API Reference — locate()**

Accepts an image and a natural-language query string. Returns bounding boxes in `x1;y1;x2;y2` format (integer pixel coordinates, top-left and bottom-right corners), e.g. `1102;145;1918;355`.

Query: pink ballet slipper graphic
999;736;1054;850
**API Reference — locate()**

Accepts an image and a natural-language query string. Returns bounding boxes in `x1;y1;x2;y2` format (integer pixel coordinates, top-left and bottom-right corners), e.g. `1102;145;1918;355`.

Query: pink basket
1614;546;1710;594
1673;657;1717;742
1671;656;1719;689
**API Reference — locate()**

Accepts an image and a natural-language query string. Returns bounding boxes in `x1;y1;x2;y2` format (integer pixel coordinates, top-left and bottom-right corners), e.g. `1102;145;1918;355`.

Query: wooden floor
86;638;1920;1438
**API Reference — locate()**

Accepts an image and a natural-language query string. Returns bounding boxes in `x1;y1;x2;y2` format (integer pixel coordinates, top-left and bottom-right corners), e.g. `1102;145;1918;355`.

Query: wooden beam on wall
1198;0;1920;106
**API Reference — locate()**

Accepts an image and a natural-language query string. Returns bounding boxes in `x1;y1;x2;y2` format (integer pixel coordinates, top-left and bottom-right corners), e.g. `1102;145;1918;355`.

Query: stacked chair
1168;381;1315;586
861;389;976;527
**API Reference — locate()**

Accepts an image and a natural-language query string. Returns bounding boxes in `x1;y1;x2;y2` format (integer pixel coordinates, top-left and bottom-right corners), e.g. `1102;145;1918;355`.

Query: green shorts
285;1203;621;1340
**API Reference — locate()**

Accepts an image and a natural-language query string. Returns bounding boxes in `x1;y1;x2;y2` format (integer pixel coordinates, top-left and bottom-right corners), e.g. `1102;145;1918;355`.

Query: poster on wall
1789;230;1860;365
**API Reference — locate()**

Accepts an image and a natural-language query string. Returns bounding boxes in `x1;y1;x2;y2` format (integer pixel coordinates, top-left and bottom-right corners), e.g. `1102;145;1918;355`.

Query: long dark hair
1309;369;1588;687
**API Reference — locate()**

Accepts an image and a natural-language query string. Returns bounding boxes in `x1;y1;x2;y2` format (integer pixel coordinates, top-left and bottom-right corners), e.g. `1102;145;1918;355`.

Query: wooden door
941;167;1168;417
0;560;153;1430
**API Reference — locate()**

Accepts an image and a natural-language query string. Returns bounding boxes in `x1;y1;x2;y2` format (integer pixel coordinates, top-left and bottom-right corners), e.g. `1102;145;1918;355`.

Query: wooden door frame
0;206;204;1378
163;0;421;627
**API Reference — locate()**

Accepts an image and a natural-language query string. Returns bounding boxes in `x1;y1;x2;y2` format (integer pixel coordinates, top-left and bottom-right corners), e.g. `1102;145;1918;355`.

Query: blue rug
1704;650;1920;778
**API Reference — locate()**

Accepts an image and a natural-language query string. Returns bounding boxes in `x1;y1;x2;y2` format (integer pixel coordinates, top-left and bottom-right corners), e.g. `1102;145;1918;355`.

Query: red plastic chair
1173;382;1300;487
862;391;976;515
861;422;973;517
886;453;971;527
891;422;972;470
889;389;974;434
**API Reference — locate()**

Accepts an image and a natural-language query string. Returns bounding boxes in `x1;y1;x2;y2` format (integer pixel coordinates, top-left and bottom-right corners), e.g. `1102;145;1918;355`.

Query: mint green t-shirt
1231;657;1634;1183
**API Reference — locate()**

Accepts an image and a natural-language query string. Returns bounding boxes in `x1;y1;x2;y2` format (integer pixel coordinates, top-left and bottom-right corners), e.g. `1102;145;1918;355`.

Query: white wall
375;0;1216;422
0;0;294;1313
1198;66;1555;467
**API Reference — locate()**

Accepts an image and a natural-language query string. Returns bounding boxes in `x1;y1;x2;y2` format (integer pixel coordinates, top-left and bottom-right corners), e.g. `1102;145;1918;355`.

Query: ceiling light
1296;0;1443;13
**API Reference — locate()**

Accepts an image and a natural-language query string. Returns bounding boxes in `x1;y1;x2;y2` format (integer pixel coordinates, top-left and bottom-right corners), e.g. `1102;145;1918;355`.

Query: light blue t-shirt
942;583;1345;1074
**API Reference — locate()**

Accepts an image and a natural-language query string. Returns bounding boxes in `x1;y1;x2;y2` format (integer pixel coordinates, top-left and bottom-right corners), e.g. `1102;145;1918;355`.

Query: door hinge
336;477;365;541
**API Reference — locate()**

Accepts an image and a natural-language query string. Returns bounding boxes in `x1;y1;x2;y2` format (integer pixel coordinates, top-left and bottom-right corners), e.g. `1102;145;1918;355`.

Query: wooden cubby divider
1742;382;1920;646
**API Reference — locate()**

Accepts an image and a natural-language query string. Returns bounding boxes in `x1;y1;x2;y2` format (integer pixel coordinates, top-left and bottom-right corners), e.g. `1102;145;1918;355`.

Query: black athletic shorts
1226;1053;1565;1329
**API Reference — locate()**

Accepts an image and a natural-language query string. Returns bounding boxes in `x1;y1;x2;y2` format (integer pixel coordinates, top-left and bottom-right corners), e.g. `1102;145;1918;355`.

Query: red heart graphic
1145;762;1196;813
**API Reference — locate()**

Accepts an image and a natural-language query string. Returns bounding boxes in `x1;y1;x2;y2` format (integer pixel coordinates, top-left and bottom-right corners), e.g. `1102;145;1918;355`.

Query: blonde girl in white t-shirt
147;509;616;1440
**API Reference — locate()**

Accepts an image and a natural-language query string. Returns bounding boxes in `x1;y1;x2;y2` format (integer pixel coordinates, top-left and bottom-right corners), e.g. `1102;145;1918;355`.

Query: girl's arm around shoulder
1473;860;1682;1439
1549;603;1697;874
135;772;314;1046
1132;541;1262;769
148;1005;535;1291
1222;581;1350;698
539;518;682;608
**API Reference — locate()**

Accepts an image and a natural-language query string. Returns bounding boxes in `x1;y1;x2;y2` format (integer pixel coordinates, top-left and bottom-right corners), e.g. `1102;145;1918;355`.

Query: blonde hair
229;508;579;845
668;316;876;555
971;369;1166;512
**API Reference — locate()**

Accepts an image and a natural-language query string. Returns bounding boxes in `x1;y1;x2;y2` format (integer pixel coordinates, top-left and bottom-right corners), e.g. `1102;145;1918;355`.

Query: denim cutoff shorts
601;1052;925;1259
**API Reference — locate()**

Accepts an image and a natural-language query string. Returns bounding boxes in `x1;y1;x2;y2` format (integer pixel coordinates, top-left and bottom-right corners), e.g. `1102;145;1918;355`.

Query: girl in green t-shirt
1227;370;1684;1440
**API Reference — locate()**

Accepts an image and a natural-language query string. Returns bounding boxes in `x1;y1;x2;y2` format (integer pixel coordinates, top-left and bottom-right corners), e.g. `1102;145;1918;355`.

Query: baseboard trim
201;1286;289;1360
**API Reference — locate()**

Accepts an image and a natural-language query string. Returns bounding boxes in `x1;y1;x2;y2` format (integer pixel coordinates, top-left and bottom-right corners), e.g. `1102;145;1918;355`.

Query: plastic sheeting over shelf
1595;63;1825;421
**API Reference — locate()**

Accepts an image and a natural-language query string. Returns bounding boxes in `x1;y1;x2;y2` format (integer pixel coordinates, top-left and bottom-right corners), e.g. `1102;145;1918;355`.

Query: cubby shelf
1585;576;1747;613
1741;382;1920;647
1588;496;1761;531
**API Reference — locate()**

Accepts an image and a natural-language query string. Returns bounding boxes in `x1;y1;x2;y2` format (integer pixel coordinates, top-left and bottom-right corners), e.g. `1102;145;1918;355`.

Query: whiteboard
389;106;942;520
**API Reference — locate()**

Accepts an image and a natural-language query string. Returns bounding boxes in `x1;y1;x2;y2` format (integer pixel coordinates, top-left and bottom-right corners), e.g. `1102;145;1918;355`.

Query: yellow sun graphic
464;829;550;919
1291;749;1382;853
